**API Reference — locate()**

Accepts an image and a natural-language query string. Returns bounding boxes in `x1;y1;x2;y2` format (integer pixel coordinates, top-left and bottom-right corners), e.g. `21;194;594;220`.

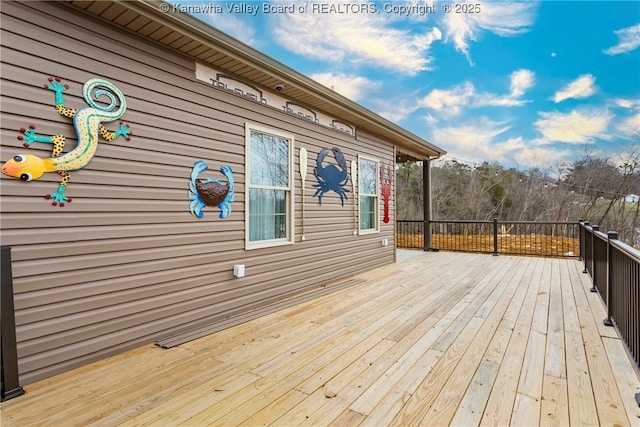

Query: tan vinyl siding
0;0;396;384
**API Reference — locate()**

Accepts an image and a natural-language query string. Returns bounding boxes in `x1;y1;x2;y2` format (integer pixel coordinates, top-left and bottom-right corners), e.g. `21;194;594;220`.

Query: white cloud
420;69;534;116
510;69;535;98
378;104;420;123
431;117;512;161
430;119;569;167
612;98;640;109
201;12;256;46
420;82;475;116
424;113;438;126
603;23;640;55
475;69;535;107
442;1;537;62
614;99;635;109
309;72;377;101
534;109;612;144
609;98;639;137
553;74;597;103
617;113;640;137
271;5;442;75
429;115;581;167
513;146;571;167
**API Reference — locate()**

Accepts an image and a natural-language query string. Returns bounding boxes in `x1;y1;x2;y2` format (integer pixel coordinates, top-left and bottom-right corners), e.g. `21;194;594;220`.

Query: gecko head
2;154;47;181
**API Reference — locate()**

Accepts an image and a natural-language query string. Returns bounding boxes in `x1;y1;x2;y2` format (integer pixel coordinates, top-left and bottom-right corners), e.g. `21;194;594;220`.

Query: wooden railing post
603;231;618;327
1;246;25;401
590;225;599;292
492;218;498;256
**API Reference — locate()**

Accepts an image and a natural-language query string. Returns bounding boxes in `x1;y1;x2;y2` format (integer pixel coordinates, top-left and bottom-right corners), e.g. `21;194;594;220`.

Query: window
359;156;379;233
245;123;294;249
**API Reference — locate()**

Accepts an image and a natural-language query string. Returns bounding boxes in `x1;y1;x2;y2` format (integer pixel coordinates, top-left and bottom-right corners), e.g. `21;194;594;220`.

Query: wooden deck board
480;257;545;426
541;375;570;427
2;252;639;427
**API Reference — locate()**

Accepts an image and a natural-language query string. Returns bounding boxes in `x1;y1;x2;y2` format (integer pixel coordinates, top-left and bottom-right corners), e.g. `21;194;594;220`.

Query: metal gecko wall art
1;77;131;206
312;147;350;206
188;160;234;219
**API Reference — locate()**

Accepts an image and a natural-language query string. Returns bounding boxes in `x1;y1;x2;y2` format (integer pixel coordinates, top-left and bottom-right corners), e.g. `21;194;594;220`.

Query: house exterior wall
624;194;639;203
0;1;396;384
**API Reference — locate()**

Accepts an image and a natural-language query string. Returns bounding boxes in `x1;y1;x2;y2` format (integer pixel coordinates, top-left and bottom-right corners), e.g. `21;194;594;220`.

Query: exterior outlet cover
233;264;245;278
381;239;388;247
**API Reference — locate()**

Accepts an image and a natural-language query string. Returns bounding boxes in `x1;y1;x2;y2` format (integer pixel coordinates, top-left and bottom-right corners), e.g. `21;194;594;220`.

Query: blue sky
173;0;640;169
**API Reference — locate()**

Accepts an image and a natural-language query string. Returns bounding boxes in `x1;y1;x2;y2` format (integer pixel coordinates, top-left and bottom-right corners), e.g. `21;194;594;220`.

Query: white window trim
245;123;295;250
358;154;380;235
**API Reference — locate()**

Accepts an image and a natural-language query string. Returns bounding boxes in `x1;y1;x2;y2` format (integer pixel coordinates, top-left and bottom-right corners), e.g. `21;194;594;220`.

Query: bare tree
396;143;640;247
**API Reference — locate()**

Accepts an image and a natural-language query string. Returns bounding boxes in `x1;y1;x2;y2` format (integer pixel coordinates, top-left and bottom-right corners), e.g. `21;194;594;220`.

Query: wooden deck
2;252;639;426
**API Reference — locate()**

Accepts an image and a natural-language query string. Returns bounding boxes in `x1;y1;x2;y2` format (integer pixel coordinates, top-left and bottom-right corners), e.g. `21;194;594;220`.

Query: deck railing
397;219;580;257
580;221;640;377
397;219;639;375
396;220;426;251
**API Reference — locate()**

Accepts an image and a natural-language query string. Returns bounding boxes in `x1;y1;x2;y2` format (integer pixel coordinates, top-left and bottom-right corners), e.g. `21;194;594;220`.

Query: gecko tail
82;79;127;120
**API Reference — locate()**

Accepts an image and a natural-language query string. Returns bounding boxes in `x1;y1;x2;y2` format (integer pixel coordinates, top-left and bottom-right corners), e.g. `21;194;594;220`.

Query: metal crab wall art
188;160;234;219
312;147;350;206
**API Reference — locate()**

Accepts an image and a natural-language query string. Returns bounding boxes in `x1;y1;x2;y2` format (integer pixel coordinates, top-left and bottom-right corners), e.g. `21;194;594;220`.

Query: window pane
359;159;377;195
360;195;376;230
275;136;289;187
250;130;289;187
250;132;266;185
249;188;287;241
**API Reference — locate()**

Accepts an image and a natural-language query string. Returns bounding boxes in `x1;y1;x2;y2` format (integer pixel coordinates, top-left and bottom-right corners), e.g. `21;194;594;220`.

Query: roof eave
114;0;446;159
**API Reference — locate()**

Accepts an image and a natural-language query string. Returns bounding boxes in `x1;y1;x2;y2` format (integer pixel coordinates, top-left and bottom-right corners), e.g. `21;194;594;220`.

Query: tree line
396;148;640;247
